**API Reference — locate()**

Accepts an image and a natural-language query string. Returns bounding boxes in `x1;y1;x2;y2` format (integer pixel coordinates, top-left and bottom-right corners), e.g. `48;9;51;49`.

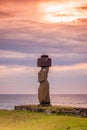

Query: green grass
0;110;87;130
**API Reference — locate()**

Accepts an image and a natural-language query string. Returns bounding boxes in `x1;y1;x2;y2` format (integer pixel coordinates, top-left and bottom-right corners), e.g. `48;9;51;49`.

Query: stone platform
14;105;87;117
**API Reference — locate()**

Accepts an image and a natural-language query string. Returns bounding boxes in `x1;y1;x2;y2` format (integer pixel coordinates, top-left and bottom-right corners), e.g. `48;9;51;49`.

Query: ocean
0;94;87;110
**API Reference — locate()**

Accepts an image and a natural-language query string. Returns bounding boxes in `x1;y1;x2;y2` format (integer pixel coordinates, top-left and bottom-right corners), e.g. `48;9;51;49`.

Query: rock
45;109;52;115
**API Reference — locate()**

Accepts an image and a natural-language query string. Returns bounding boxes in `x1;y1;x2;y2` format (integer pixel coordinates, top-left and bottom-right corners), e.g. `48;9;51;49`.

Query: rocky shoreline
14;105;87;117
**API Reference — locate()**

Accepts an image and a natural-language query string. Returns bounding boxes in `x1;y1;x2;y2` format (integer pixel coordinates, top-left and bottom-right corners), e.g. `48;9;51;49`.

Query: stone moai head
37;55;52;68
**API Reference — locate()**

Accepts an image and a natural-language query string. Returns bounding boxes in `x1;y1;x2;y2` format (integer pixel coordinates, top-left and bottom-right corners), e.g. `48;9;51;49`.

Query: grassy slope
0;110;87;130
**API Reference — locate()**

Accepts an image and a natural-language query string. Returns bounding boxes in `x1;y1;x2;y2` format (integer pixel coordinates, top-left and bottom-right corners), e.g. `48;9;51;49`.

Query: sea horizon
0;94;87;110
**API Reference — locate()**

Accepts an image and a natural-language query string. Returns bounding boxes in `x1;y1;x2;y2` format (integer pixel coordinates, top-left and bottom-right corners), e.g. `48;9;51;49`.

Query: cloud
77;5;87;10
50;63;87;72
0;63;87;94
0;51;87;67
0;50;40;66
0;0;87;66
0;20;87;66
0;0;87;94
0;64;39;94
0;65;39;77
0;63;87;77
0;11;13;18
0;50;39;59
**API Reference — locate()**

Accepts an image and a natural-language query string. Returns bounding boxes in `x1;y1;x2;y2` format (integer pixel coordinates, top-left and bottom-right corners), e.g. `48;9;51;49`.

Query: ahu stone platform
14;105;87;117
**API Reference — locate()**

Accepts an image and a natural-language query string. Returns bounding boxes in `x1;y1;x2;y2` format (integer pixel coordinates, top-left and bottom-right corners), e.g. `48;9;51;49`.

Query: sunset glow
0;0;87;94
39;1;87;23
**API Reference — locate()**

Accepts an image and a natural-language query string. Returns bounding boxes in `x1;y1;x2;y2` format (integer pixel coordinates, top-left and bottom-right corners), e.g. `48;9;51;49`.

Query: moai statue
37;55;51;105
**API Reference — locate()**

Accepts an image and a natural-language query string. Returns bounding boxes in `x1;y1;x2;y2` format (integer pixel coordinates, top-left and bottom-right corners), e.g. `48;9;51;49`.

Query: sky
0;0;87;94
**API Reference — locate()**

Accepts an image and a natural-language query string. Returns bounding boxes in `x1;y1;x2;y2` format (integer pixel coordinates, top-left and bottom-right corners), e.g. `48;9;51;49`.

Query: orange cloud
38;0;87;23
77;5;87;10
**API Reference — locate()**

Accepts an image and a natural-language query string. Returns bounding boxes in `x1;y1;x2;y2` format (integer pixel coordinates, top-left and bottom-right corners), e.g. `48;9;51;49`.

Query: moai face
37;55;51;67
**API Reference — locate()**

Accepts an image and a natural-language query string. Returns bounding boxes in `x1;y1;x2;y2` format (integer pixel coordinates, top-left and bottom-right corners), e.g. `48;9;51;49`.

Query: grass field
0;110;87;130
